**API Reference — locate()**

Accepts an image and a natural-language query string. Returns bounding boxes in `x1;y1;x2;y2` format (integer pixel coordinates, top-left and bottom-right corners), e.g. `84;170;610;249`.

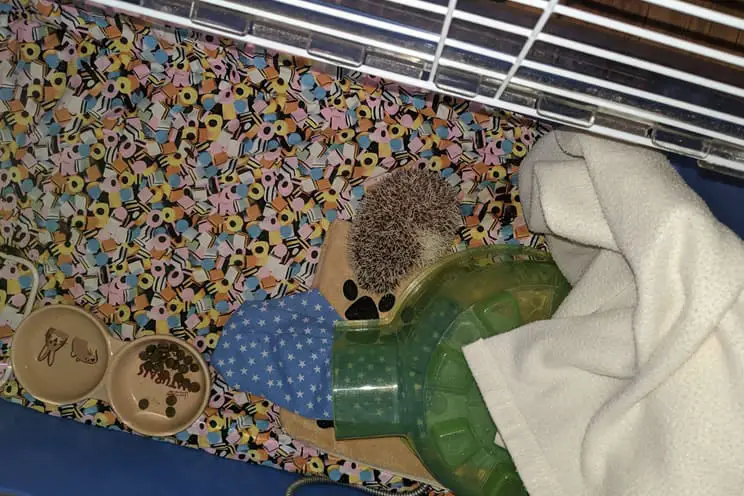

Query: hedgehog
349;168;461;294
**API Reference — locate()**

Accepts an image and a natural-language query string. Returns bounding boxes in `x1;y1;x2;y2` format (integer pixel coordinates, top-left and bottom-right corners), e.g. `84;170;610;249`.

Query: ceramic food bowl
11;305;209;436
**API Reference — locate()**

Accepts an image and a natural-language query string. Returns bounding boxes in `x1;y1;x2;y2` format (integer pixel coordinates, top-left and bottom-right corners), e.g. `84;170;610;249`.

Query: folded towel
463;130;744;496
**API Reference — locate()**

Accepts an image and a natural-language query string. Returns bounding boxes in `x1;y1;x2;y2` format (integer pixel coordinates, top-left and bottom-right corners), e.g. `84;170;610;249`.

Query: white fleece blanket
463;130;744;496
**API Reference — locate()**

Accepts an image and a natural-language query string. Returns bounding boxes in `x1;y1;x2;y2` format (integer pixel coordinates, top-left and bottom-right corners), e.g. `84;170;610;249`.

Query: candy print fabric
0;255;37;386
213;289;337;419
0;0;547;493
0;257;36;337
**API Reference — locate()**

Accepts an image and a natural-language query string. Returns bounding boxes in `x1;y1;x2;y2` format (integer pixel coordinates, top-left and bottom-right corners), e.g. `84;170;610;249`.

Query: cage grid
82;0;744;174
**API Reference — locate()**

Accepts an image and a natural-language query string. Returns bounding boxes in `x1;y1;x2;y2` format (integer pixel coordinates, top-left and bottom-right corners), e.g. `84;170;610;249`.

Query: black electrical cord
285;476;431;496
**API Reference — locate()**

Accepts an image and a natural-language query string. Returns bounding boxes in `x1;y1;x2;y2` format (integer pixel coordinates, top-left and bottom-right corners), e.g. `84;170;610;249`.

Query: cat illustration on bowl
37;327;69;367
71;337;98;365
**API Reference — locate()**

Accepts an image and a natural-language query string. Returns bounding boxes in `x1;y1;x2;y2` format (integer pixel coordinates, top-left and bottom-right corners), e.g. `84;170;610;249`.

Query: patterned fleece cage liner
80;0;744;177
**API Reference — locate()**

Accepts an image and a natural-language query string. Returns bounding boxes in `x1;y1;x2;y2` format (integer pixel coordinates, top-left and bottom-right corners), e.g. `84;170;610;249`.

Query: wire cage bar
82;0;744;175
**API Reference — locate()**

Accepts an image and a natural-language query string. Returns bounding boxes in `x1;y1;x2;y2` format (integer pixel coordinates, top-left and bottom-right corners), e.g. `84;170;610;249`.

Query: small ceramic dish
11;305;209;437
107;335;210;437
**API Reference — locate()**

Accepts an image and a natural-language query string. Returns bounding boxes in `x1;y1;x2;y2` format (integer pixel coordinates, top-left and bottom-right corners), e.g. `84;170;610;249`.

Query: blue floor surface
0;399;362;496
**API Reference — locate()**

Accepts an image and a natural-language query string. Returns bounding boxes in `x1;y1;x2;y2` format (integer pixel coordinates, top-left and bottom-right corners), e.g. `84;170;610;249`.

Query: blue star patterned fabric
212;289;339;419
